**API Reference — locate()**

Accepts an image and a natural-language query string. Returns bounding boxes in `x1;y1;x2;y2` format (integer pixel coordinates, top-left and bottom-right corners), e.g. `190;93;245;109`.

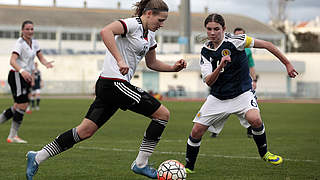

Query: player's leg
0;106;15;124
125;86;164;179
7;102;28;143
7;71;29;143
185;122;208;173
26;78;119;179
35;89;40;110
245;109;283;165
185;95;228;173
30;91;35;110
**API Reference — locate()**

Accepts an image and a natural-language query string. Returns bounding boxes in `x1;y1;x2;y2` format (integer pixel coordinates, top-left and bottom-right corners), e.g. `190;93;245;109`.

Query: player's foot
210;132;218;138
7;136;27;143
131;161;157;179
247;126;253;138
35;107;39;111
263;151;283;165
185;167;196;174
26;151;39;180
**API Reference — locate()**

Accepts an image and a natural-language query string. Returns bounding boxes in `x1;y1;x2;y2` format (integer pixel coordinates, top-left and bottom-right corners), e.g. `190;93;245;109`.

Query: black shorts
85;78;161;127
8;70;31;103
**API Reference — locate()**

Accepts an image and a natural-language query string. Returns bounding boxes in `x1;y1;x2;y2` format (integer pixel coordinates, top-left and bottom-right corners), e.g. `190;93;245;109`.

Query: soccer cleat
35;107;40;111
185;167;196;174
7;136;28;143
131;161;157;179
263;151;283;165
26;151;39;180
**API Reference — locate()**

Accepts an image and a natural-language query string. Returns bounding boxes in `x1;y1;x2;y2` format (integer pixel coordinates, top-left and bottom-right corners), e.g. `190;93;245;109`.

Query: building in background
1;4;318;98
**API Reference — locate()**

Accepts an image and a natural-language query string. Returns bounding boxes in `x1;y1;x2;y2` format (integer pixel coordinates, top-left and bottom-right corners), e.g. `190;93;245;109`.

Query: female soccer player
0;20;53;143
184;13;298;173
26;0;186;179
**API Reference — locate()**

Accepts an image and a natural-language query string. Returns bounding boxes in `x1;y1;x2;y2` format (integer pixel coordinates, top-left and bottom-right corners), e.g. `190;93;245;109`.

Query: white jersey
100;17;157;82
11;37;40;74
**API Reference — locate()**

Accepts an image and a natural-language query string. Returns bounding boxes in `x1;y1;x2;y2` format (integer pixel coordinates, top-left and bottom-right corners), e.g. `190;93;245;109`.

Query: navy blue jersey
33;70;41;90
200;32;254;100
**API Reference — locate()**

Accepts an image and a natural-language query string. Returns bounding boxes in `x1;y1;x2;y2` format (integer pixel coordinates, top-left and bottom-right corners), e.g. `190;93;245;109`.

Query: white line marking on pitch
76;145;317;163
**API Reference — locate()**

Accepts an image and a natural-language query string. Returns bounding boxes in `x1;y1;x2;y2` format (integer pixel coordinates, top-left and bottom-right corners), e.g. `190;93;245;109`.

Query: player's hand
220;55;231;69
173;59;187;72
286;63;298;78
21;71;32;83
45;61;54;68
118;60;129;75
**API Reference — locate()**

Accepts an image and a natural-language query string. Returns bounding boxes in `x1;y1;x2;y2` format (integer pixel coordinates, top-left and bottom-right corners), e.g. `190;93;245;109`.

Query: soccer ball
157;160;187;180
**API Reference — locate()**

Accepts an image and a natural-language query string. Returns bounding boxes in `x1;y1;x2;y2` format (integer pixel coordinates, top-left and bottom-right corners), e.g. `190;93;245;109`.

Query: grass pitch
0;98;319;180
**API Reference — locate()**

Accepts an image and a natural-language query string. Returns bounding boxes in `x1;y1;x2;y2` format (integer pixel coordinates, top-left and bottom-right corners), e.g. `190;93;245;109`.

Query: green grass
0;98;319;180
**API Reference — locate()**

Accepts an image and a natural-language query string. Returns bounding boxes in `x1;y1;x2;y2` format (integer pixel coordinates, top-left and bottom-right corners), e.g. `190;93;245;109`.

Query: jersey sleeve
149;31;157;51
12;40;22;56
200;51;213;83
118;18;139;37
227;33;254;51
34;40;41;53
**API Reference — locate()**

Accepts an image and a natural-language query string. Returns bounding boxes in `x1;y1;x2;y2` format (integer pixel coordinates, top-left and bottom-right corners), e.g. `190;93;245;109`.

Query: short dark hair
233;27;245;34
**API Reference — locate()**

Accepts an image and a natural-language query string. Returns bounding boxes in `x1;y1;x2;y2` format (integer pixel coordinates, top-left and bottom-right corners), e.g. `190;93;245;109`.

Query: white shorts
32;89;41;94
193;90;259;132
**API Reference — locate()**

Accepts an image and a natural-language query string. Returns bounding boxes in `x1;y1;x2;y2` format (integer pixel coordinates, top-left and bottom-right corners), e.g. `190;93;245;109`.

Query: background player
209;27;258;138
26;0;186;179
0;20;53;143
30;62;43;111
184;13;298;173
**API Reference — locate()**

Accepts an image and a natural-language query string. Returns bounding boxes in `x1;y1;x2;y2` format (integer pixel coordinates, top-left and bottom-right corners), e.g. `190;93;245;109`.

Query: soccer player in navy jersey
209;27;257;138
185;13;298;173
26;0;186;179
0;20;53;143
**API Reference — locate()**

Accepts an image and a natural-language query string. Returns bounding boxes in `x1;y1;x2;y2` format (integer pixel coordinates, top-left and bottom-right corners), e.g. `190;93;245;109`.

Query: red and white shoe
7;136;28;143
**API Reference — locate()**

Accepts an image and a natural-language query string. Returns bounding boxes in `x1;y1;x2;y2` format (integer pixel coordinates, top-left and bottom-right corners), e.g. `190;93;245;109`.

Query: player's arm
36;51;54;68
145;49;186;72
100;21;129;75
10;52;32;83
205;55;231;86
254;39;298;78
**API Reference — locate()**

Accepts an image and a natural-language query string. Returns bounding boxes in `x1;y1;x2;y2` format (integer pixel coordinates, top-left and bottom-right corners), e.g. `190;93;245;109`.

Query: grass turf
0;98;319;180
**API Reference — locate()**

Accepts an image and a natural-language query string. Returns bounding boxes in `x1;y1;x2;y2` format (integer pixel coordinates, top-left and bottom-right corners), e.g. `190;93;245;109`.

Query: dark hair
204;13;225;28
133;0;168;17
21;20;33;30
234;27;245;33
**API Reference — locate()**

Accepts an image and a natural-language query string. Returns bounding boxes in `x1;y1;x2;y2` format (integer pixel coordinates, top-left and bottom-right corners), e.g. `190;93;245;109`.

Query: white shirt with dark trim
11;37;40;74
100;17;157;82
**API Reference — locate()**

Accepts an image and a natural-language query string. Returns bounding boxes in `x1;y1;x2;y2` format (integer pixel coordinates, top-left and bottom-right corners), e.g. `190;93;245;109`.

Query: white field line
76;146;317;163
26;143;317;163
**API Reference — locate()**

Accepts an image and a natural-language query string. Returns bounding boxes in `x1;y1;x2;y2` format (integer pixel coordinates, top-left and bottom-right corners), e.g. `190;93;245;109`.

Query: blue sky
0;0;319;23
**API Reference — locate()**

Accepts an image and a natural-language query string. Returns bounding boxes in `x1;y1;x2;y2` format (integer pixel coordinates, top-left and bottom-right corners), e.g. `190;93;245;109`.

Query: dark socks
185;135;201;170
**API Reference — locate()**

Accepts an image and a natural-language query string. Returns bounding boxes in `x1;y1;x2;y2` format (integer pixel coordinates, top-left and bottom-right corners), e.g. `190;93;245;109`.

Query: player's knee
249;118;262;128
152;105;170;121
78;128;95;139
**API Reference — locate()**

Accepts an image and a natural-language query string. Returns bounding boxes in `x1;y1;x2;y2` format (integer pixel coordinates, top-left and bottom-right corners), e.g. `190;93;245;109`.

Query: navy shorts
85;78;161;127
8;70;31;103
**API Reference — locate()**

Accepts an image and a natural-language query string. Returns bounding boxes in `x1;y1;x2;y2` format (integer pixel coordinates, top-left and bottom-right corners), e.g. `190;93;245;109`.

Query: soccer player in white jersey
0;20;53;143
26;0;186;179
184;13;298;173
